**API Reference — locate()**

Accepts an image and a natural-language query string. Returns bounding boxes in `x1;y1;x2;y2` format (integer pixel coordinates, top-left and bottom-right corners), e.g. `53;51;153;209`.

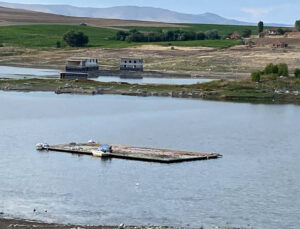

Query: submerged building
61;57;99;79
65;57;99;72
120;58;143;71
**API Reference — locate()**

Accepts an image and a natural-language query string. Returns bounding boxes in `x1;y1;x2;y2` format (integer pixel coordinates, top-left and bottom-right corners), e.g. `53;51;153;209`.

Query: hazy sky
2;0;300;24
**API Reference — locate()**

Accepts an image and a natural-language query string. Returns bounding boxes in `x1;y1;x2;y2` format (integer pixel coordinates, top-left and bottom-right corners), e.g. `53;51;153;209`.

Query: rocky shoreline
0;218;253;229
0;77;299;104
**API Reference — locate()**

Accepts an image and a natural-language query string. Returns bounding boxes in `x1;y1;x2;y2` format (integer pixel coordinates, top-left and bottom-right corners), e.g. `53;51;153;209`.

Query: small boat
36;143;50;151
36;143;44;150
91;150;110;158
91;144;112;157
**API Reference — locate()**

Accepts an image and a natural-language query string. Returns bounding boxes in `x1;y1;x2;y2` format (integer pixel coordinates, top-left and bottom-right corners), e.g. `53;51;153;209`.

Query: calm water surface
93;76;214;85
0;66;60;79
0;92;299;229
0;66;213;85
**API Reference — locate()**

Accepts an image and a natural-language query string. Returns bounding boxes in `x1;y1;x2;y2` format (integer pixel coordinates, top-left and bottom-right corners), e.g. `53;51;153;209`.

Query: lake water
0;66;214;85
0;66;60;79
93;76;214;85
0;92;299;229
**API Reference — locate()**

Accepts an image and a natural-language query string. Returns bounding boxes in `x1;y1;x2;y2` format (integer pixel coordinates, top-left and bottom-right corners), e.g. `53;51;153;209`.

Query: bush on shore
264;63;289;77
277;63;289;77
295;68;300;78
251;63;290;81
251;71;261;82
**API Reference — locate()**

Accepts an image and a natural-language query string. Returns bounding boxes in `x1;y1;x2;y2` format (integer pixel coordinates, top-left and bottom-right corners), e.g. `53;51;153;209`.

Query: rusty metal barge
38;142;222;164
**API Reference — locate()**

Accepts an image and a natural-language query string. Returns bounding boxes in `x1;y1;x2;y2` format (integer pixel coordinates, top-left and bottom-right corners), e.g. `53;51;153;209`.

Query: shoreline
0;63;249;80
0;218;253;229
0;78;299;105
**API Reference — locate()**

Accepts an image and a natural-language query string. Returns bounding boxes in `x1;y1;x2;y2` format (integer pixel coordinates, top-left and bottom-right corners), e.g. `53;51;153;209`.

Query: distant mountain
0;1;252;25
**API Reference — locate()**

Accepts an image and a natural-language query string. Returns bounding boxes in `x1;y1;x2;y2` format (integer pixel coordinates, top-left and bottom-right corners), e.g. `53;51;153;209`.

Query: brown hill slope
0;6;175;27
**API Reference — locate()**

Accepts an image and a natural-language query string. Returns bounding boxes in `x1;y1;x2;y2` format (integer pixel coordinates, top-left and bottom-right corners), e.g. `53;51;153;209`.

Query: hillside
0;6;175;27
0;2;251;25
0;24;240;49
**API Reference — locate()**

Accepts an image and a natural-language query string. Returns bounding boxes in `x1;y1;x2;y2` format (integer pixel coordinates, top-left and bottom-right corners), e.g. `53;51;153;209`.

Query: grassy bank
0;24;241;49
1;77;299;104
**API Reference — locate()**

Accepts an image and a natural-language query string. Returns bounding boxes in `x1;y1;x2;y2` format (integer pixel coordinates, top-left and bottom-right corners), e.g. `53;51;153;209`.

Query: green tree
295;20;300;31
277;28;285;35
242;29;252;38
251;71;261;82
196;32;206;40
277;63;289;76
56;41;61;48
294;68;300;78
205;30;220;40
63;31;89;47
264;63;278;75
258;21;264;33
115;31;129;41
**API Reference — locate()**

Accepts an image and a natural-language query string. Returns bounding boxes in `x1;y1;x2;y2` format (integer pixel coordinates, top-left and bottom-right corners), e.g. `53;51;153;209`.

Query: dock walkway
44;142;222;164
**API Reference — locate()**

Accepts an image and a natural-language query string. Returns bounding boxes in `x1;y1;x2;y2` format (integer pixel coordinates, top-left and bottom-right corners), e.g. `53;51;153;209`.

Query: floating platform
42;142;222;164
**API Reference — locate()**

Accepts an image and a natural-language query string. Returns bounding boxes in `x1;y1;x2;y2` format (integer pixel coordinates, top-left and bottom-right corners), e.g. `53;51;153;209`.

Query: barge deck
42;142;222;164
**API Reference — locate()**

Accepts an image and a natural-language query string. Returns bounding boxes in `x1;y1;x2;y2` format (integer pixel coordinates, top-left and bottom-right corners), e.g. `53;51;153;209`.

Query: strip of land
0;218;253;229
0;77;299;104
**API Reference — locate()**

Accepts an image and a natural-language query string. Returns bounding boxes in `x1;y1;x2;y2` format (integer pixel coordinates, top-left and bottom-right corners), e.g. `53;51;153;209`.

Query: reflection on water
93;76;214;85
0;92;299;229
0;66;60;79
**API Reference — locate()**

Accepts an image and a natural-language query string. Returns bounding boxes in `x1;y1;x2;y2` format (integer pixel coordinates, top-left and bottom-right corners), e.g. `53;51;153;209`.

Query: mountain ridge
0;1;252;25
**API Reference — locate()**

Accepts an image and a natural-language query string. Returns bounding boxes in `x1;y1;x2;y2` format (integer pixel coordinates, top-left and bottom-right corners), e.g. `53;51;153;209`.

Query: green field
0;24;245;49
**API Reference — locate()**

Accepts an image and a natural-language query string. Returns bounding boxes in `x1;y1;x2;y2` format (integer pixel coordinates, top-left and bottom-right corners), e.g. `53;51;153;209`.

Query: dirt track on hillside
0;7;176;27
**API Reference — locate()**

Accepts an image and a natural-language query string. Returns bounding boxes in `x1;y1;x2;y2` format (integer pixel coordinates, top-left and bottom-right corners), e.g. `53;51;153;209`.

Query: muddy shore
0;78;299;104
0;218;253;229
1;44;300;80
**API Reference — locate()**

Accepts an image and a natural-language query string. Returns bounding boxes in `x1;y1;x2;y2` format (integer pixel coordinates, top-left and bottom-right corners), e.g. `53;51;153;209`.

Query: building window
129;60;132;63
134;60;136;63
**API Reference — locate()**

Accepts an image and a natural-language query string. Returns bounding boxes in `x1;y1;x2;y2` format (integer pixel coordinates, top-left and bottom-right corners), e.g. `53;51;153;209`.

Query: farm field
0;24;242;49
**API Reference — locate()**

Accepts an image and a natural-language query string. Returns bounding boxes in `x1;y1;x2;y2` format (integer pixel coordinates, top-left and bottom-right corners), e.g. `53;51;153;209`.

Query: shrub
277;63;289;76
251;71;261;82
56;41;61;48
205;30;220;40
264;63;278;75
0;43;3;47
295;20;300;31
196;32;206;40
277;28;285;35
265;74;279;80
115;31;129;41
242;29;252;38
295;68;300;78
63;31;89;47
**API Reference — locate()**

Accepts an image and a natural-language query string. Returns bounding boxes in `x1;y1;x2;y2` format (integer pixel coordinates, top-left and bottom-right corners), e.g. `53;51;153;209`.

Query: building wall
66;58;99;72
120;58;143;71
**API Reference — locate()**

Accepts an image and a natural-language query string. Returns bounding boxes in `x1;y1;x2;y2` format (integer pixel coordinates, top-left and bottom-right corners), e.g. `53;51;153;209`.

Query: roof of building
121;57;143;60
67;57;98;61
